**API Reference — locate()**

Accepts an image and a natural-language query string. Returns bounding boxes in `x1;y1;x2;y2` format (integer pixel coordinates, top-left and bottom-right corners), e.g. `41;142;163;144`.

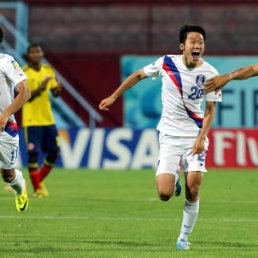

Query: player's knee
1;168;15;183
158;190;173;201
46;151;60;163
159;194;171;201
28;153;39;163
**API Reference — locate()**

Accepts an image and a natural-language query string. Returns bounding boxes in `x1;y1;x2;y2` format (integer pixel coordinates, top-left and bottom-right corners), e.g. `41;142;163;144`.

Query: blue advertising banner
17;128;159;169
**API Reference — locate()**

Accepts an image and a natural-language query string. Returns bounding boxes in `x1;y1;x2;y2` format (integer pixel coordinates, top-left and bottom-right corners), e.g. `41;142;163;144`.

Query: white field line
0;216;257;223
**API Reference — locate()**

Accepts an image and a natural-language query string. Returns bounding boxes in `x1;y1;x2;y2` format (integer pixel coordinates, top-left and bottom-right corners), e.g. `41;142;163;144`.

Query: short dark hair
179;24;206;44
0;27;3;43
27;43;43;53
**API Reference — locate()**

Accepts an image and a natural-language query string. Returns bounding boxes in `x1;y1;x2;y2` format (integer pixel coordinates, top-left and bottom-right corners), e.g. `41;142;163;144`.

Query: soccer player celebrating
0;27;31;212
99;24;222;250
204;64;258;93
22;44;62;198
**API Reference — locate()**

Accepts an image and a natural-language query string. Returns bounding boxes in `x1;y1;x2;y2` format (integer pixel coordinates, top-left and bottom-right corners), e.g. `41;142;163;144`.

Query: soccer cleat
40;182;49;197
15;179;29;213
174;167;182;197
176;239;191;250
33;188;44;198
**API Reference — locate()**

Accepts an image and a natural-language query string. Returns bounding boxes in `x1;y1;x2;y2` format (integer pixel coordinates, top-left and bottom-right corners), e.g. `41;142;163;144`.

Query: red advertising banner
207;129;258;168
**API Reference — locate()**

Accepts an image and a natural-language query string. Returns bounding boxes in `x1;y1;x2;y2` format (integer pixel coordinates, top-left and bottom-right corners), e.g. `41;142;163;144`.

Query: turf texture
0;168;257;257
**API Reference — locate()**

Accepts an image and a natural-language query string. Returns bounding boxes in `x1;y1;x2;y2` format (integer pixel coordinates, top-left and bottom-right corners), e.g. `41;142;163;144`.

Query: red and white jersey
143;55;222;137
0;54;27;123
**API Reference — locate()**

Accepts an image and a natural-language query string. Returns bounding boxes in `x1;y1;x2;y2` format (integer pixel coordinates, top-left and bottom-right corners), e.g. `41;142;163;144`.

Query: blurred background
1;0;258;169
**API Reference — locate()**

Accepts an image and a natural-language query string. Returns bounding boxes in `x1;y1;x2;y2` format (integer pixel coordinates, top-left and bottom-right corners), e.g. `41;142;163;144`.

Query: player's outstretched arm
0;80;31;131
192;101;216;155
99;69;147;111
204;64;258;94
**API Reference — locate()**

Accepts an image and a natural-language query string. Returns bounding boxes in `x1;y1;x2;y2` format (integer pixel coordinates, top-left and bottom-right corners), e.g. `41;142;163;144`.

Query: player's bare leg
185;171;203;202
1;168;15;183
177;171;203;250
156;173;176;201
1;168;28;212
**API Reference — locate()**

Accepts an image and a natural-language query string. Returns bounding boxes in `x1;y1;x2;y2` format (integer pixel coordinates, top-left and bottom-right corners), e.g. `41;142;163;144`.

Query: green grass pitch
0;168;258;257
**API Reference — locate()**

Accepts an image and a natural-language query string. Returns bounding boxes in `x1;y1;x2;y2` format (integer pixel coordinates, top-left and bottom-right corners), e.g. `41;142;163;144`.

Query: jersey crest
195;74;206;87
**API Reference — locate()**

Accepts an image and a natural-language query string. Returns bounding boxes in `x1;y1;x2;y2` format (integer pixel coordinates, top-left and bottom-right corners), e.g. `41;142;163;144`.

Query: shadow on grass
0;239;165;254
195;240;258;248
80;239;156;247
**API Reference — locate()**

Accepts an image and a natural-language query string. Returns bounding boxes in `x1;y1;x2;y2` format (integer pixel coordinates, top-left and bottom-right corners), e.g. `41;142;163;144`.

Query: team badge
11;60;19;69
196;74;206;87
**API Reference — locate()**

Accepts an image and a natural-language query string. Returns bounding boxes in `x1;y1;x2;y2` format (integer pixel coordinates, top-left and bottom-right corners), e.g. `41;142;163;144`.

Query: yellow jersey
22;64;58;127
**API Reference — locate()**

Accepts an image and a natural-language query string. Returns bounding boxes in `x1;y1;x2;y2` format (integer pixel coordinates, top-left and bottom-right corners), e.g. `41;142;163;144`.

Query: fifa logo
196;75;206;87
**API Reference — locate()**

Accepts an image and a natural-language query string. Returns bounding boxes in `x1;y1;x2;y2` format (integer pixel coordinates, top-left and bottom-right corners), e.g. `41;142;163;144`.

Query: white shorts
0;131;19;169
156;133;209;177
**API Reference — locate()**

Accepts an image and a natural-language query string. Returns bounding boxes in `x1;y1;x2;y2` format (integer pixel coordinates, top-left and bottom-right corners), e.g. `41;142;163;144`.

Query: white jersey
143;55;222;137
0;54;27;123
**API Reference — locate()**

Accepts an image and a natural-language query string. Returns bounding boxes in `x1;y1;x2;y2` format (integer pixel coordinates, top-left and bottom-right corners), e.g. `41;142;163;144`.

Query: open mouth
192;51;200;61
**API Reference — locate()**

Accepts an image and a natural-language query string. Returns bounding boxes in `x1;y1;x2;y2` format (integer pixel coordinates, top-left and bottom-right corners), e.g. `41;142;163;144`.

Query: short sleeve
2;56;27;85
205;90;222;102
143;57;164;79
205;66;222;102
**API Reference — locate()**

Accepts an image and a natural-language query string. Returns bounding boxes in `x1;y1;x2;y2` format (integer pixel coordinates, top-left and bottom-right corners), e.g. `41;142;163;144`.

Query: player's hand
203;74;229;94
0;112;8;132
99;96;116;111
192;137;205;155
56;77;63;88
52;77;62;97
40;76;53;91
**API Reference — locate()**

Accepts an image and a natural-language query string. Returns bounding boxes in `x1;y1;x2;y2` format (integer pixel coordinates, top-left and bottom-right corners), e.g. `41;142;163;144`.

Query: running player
204;64;258;93
99;24;222;250
0;27;31;212
22;44;62;198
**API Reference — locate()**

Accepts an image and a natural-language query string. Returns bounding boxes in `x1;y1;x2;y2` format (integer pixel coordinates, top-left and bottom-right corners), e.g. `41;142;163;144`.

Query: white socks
8;169;25;195
178;199;199;241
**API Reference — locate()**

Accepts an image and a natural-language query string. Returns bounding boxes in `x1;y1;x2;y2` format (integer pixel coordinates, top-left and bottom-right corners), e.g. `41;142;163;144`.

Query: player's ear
180;43;184;51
